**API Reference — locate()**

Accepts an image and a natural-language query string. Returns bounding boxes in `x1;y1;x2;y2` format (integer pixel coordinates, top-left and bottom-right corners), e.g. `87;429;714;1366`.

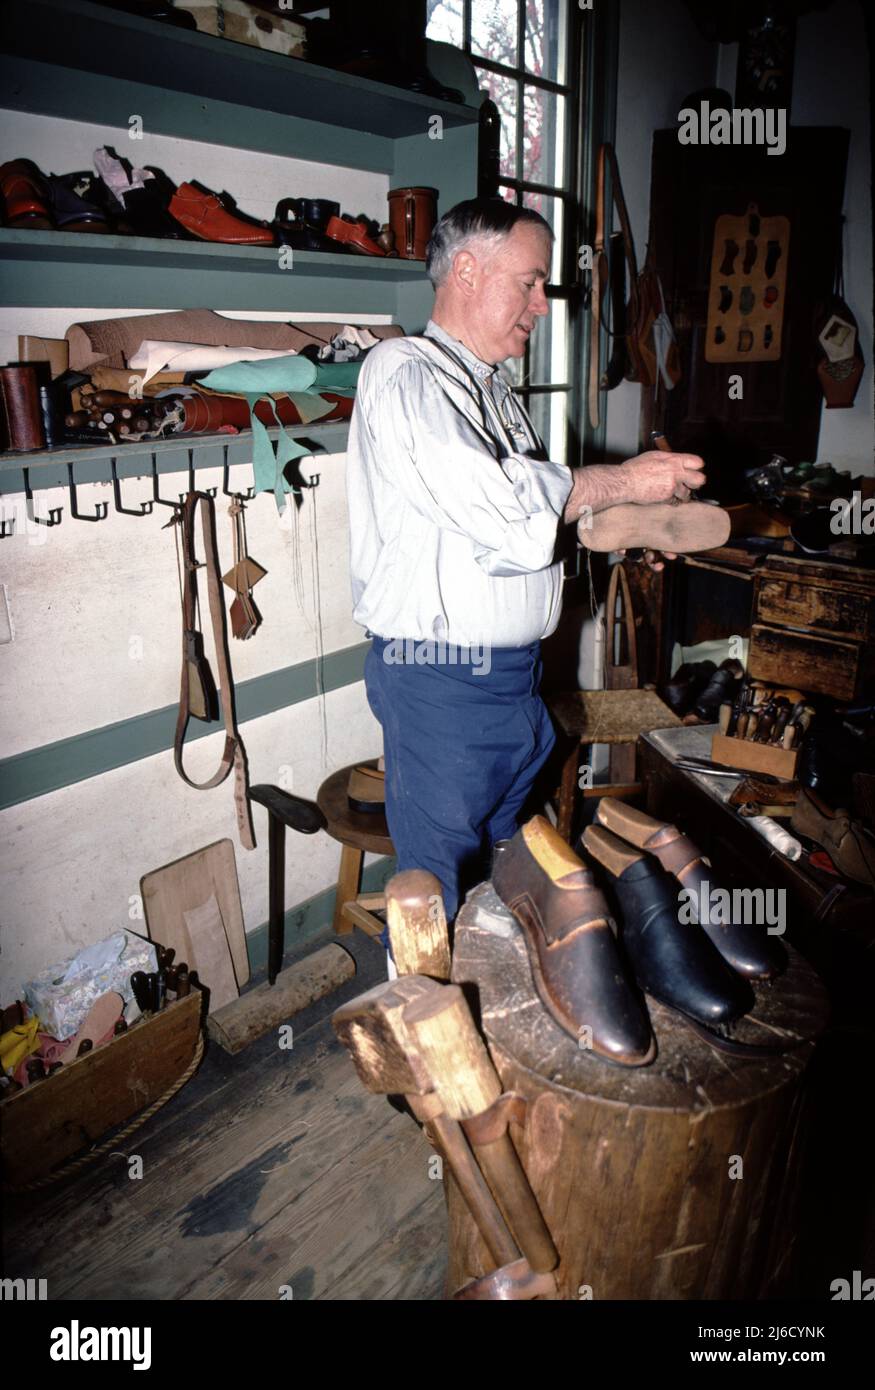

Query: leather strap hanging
174;491;256;852
589;143;640;429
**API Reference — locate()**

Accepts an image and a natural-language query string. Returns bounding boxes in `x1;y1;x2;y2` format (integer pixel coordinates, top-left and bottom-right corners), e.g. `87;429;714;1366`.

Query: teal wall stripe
0;641;370;811
244;855;396;978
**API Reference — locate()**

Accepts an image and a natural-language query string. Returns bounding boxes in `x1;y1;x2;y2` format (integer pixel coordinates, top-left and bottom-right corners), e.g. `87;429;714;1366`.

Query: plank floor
1;932;448;1302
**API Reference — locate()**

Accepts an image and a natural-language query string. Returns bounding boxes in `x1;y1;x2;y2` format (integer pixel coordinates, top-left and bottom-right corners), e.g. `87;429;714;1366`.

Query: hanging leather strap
174;491;256;852
589;142;640;429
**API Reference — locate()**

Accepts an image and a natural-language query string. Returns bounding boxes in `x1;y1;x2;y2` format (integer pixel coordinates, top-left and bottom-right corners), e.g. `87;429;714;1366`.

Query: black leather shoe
664;660;715;716
594;798;786;979
693;658;745;721
492;816;655;1066
582;825;754;1032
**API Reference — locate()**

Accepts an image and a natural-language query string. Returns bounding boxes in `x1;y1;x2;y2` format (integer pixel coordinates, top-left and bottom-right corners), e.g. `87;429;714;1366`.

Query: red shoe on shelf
325;214;386;256
0;158;53;229
168;181;275;245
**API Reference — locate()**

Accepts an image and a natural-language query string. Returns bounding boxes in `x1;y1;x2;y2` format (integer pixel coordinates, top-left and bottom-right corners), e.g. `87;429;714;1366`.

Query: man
347;198;705;930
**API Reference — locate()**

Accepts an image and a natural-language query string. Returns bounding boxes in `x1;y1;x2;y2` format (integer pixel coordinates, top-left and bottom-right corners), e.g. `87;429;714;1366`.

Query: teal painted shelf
0;229;428;311
0;0;478;165
0;421;349;496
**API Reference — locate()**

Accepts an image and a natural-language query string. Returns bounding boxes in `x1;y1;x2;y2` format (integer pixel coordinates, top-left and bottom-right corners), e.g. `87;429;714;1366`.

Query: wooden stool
447;881;829;1300
548;688;681;841
316;761;394;937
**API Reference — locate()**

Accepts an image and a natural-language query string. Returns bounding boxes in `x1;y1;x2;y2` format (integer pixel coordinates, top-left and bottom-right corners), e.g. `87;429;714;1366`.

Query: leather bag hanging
174;491;256;852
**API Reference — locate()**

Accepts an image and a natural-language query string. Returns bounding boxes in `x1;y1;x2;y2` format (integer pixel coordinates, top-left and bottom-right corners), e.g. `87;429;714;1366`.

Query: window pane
528;298;568;390
522;190;564;274
525;0;568;84
476;67;518;179
523;87;566;188
425;0;464;47
524;390;568;467
471;0;519;66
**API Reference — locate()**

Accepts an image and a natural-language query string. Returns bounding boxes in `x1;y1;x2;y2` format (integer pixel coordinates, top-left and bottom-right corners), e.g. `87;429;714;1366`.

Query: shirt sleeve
366;357;572;578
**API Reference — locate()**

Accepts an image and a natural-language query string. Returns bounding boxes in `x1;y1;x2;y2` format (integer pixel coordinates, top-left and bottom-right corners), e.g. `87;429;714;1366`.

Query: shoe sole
579;501;731;554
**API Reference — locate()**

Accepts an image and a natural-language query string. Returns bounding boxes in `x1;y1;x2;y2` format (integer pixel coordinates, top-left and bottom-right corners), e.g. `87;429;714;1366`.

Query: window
426;0;583;467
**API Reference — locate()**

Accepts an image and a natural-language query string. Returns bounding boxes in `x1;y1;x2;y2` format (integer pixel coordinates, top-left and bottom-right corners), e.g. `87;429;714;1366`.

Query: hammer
332;975;521;1270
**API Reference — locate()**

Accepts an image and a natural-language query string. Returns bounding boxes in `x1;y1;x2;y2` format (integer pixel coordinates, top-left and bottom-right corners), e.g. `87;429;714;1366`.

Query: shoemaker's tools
130;971;153;1013
404;984;559;1282
333;976;524;1279
385;870;451;981
248;785;327;986
334;975;559;1298
175;965;191;998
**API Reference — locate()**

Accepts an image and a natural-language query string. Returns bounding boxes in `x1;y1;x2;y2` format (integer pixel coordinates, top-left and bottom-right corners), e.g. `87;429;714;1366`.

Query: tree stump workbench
447;882;830;1300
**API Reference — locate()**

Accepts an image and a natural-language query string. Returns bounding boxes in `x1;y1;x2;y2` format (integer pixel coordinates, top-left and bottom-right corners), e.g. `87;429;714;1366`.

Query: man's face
464;222;552;363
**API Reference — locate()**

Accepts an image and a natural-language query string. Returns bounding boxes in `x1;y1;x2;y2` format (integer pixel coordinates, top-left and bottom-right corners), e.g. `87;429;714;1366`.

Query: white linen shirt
346;318;572;648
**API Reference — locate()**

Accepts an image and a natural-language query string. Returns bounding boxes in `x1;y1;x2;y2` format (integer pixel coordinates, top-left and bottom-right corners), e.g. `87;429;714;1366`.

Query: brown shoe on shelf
0;158;53;229
325;213;386;256
168;182;275;244
577;500;731;554
790;788;875;889
491;815;655;1066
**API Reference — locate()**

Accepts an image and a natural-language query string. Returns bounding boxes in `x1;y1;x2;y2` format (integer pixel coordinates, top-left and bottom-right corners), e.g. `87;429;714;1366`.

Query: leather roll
180;391;355;434
0;363;46;451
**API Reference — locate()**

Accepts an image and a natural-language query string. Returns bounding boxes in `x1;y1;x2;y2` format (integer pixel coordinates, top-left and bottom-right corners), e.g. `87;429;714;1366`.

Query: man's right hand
619;450;706;504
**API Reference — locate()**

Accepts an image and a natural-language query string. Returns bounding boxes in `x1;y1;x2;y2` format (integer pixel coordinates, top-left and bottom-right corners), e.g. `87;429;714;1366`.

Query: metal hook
179;447;217;503
111;457;153;517
221;443;255;500
67;463;109;522
150;452;181;512
23;468;62;527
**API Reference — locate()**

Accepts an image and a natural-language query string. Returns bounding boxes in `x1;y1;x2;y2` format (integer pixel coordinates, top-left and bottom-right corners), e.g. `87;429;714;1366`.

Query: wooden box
749;555;875;701
748;623;861;702
1;993;201;1189
711;731;798;781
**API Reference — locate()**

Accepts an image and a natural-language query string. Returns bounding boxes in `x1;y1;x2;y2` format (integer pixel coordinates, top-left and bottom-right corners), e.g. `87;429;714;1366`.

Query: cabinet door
649;128;849;474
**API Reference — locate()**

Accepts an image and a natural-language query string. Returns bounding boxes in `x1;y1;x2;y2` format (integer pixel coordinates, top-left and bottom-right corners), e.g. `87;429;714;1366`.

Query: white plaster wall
0;681;384;997
0;113;398;996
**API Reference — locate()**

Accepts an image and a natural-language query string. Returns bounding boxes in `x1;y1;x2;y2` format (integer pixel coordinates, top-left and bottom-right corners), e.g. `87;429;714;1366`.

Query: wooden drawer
1;992;201;1188
748;623;861;701
755;576;875;638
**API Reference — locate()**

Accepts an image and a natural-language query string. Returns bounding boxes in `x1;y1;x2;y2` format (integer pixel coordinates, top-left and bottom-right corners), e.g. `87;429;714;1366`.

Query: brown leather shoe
791;788;875;889
168;182;274;244
492;816;655;1066
0;159;53;229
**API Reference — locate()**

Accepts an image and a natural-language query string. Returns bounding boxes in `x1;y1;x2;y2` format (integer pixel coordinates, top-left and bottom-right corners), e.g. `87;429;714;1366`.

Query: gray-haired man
347;198;705;926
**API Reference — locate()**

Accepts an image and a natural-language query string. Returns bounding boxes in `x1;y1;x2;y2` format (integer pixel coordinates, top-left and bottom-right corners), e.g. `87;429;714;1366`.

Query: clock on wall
735;8;797;108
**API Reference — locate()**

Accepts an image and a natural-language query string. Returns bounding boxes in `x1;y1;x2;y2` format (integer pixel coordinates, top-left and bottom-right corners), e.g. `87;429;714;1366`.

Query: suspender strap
174;491;256;852
411;335;543;457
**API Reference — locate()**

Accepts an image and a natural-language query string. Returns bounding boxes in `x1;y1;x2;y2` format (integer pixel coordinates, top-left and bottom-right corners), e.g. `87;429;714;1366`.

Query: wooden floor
2;933;447;1301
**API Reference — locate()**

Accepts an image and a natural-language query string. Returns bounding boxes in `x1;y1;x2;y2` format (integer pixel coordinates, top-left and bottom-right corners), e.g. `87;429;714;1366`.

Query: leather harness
174;491;256;852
